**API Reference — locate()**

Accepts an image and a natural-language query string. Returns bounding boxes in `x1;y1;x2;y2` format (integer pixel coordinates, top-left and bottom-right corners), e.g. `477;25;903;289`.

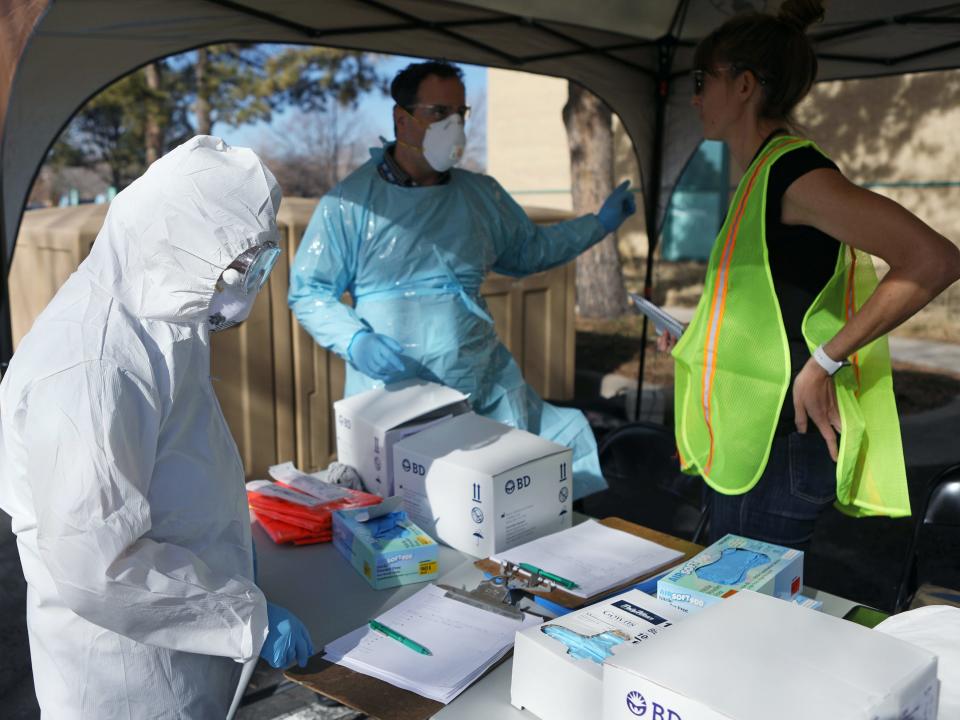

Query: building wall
486;68;648;260
796;68;960;244
487;68;571;212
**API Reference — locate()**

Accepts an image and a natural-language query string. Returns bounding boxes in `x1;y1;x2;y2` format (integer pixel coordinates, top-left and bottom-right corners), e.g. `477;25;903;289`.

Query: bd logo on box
401;458;425;476
626;691;647;716
626;690;682;719
504;475;531;494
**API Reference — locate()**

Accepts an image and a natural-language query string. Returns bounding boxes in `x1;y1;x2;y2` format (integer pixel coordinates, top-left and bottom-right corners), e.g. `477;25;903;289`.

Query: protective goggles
220;241;281;294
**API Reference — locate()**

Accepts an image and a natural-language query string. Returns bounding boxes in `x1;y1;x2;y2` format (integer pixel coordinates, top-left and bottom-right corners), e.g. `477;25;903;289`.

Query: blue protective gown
289;147;608;498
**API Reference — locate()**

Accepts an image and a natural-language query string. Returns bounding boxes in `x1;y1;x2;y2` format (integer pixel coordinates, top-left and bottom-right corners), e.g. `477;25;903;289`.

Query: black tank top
759;139;841;435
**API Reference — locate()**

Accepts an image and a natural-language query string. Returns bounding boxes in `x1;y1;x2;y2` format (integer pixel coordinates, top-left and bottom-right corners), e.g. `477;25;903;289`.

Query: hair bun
778;0;825;32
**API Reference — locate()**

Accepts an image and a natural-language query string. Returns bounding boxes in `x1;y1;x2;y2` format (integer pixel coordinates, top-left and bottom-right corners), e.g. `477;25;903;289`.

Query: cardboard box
512;590;685;720
602;590;940;720
657;534;802;614
393;412;573;558
332;498;439;590
334;381;470;497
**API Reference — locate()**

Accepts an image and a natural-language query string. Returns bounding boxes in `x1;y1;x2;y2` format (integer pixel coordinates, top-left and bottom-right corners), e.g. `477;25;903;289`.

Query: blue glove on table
597;180;637;233
260;602;315;669
348;330;410;383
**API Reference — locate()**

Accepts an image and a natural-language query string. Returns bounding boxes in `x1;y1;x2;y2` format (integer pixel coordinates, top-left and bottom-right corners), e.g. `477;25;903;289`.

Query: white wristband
813;344;846;376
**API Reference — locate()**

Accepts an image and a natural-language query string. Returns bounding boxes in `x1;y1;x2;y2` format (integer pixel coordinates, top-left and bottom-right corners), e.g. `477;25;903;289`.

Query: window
661;140;729;262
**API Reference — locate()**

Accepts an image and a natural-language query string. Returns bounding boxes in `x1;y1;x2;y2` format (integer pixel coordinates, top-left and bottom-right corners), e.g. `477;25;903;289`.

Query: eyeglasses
692;64;770;95
405;103;471;122
692;69;707;95
220;241;281;294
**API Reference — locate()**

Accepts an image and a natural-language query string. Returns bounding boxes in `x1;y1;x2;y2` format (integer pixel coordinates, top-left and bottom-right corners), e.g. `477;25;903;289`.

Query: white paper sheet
267;461;351;502
245;480;327;507
323;584;538;703
491;519;685;598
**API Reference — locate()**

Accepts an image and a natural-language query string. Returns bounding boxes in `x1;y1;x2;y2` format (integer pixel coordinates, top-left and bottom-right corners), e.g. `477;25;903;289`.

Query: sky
216;53;488;158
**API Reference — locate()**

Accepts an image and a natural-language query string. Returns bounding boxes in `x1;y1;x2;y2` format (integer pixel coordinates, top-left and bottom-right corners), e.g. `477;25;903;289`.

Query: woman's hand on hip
793;357;842;462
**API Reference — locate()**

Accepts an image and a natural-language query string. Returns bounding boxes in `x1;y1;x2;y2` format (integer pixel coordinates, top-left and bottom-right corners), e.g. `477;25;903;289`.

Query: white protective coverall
0;136;278;718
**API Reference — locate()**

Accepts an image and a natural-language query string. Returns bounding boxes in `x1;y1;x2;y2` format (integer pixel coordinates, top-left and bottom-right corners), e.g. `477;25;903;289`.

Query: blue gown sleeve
288;192;369;358
487;176;608;277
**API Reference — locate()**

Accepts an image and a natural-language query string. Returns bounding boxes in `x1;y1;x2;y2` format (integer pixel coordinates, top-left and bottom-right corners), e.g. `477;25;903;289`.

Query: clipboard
473;517;702;609
286;520;701;718
286;654;445;720
628;292;685;338
285;581;528;720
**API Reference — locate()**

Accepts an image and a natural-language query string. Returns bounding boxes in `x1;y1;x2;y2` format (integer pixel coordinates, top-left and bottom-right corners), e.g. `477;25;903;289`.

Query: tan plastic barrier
10;199;576;478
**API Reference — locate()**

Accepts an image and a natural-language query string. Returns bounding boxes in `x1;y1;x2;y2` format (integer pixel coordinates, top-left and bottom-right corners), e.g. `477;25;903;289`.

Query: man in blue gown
289;61;635;499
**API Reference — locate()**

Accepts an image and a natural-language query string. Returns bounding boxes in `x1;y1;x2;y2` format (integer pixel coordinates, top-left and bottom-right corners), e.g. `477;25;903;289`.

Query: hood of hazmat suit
0;135;280;719
289;146;606;498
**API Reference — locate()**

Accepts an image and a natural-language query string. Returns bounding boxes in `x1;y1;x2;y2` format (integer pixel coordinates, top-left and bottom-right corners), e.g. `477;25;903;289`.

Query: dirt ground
575;313;960;415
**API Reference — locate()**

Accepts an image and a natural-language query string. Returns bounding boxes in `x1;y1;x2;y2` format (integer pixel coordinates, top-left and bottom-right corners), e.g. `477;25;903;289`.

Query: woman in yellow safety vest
658;0;960;549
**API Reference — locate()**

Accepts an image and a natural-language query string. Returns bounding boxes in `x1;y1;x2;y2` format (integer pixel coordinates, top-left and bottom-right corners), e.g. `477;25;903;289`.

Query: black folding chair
895;463;960;612
581;421;708;543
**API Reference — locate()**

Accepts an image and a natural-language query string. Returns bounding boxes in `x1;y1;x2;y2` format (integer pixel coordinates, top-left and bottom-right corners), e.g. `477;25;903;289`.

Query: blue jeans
707;431;836;551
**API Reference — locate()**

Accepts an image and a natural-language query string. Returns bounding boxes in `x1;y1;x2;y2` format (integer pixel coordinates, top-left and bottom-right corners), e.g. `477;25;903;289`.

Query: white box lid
606;591;938;720
394;412;569;476
334;380;468;432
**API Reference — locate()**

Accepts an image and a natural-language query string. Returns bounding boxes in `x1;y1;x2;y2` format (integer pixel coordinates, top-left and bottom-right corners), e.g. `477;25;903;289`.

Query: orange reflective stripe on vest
843;245;863;392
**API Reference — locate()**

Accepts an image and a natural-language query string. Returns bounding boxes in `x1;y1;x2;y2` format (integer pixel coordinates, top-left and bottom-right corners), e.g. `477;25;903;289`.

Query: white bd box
512;590;685;720
393;412;573;558
334;380;470;497
603;591;940;720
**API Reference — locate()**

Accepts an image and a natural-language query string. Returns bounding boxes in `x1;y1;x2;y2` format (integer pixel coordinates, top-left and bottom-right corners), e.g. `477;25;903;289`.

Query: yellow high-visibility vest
672;136;910;518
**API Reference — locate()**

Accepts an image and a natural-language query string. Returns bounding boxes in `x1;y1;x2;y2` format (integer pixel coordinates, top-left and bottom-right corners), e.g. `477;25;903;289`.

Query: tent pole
0;224;12;377
634;42;671;423
0;281;12;376
633;0;690;424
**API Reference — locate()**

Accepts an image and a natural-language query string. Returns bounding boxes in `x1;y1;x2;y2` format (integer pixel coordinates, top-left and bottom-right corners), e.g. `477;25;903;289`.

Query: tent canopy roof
4;1;960;284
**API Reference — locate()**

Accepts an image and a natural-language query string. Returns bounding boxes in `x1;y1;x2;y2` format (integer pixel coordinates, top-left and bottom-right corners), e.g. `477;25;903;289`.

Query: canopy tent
3;0;960;373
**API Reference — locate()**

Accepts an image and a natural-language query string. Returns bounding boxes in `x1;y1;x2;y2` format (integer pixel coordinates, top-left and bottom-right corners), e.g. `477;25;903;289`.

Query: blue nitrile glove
348;330;410;382
261;602;315;669
597;180;637;233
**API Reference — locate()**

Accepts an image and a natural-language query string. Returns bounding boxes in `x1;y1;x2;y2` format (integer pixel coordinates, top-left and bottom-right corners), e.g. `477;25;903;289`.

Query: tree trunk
563;82;628;318
195;47;212;135
144;63;163;166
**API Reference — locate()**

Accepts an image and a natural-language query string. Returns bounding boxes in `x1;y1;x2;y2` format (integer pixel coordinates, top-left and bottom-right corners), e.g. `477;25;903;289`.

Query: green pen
368;619;433;656
518;562;579;590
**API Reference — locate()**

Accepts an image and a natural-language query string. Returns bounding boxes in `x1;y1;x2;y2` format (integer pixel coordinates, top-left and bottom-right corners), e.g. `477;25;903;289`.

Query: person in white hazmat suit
0;136;313;718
